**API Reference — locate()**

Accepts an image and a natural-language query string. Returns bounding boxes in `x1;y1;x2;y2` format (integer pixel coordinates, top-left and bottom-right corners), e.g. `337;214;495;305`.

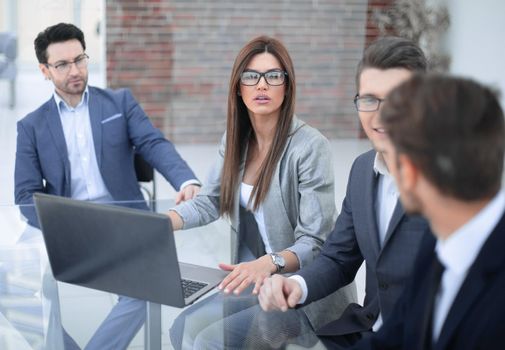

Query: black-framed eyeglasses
45;54;89;74
240;69;287;86
353;94;385;112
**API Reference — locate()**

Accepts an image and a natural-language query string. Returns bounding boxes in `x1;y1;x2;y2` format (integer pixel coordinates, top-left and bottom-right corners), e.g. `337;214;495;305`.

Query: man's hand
218;255;276;295
175;184;200;204
258;274;302;312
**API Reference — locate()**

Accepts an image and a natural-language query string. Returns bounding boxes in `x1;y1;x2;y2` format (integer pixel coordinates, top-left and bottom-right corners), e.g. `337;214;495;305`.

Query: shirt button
379;282;389;290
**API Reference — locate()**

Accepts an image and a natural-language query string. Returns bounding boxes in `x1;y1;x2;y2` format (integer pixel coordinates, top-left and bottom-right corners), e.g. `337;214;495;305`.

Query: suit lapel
87;87;103;167
382;200;405;248
365;158;381;255
435;211;505;350
45;99;71;182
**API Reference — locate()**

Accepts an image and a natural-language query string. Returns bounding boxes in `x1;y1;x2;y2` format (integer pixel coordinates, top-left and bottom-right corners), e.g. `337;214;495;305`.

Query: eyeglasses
354;94;385;112
240;69;287;86
45;54;89;74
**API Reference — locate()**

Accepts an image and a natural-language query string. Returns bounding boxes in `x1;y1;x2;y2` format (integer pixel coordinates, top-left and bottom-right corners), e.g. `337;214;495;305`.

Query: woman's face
239;52;286;121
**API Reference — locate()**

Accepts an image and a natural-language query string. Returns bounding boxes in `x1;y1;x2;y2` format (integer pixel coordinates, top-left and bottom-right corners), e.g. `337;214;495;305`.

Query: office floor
0;69;369;349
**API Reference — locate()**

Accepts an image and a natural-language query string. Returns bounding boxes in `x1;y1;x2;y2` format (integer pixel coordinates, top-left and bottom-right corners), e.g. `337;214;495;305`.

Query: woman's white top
239;182;272;254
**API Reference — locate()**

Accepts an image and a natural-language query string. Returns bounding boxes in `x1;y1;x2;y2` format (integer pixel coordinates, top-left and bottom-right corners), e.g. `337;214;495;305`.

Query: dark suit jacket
15;86;197;227
353;209;505;350
297;149;431;335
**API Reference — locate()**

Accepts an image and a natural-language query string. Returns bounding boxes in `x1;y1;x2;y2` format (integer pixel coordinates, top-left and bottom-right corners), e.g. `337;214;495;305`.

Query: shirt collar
436;189;505;275
53;86;89;114
373;152;390;176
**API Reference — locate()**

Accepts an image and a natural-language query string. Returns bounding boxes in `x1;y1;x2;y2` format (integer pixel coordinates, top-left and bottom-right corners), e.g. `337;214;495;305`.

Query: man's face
39;39;88;101
357;68;412;152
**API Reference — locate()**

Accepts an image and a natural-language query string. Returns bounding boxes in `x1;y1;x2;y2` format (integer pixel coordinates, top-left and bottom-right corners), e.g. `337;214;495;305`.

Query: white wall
443;0;505;108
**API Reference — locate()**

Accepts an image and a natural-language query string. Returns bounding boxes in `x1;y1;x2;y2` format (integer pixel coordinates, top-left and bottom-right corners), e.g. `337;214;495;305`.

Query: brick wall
106;1;384;143
106;1;174;130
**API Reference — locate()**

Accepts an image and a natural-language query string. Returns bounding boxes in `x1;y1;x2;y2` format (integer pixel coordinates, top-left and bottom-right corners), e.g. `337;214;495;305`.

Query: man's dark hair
34;23;86;63
356;37;427;91
382;74;505;200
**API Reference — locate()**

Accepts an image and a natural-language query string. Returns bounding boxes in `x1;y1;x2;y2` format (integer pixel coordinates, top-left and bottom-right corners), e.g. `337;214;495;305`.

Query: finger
258;278;276;311
218;263;235;271
286;282;302;308
192;186;201;196
223;273;245;294
252;275;267;295
271;276;289;312
175;191;183;205
217;264;238;290
189;187;198;199
233;276;252;295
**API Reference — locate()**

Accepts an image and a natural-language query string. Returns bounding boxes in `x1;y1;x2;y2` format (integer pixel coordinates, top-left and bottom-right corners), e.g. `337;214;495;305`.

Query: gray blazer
173;117;357;329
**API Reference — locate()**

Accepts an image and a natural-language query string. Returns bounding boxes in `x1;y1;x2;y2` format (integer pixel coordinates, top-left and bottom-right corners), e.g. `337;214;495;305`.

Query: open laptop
33;193;228;307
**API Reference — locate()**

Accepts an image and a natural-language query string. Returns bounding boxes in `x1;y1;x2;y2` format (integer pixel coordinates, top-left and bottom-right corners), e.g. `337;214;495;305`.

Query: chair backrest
134;153;156;211
0;32;17;79
0;32;17;60
134;153;154;182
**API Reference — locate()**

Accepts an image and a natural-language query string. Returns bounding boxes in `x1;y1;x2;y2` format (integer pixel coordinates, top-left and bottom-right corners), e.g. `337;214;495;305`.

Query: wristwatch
269;253;286;273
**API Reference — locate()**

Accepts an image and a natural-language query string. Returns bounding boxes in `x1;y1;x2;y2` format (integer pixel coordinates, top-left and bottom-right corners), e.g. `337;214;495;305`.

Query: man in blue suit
14;23;200;349
353;74;505;349
258;37;432;347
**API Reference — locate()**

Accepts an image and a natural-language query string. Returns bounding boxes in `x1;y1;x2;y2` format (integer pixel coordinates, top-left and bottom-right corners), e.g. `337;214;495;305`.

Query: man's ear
39;63;50;80
398;154;418;191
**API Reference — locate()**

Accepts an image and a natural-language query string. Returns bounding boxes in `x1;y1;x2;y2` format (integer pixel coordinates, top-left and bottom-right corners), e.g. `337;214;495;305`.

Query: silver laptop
33;193;228;307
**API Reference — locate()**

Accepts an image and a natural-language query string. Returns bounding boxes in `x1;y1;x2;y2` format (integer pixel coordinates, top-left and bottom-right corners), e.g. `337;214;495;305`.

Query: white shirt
292;152;398;330
432;189;505;341
54;88;113;202
374;154;399;247
240;182;272;254
371;153;399;331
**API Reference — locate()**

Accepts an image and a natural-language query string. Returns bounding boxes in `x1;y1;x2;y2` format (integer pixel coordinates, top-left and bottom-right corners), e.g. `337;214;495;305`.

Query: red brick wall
106;1;387;143
106;1;174;130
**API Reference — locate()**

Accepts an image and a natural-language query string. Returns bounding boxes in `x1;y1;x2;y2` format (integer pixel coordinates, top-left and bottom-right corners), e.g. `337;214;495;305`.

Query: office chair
0;32;17;108
133;153;157;211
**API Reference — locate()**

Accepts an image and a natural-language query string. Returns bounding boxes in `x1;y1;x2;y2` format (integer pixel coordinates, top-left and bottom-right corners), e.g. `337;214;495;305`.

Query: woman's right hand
217;255;276;296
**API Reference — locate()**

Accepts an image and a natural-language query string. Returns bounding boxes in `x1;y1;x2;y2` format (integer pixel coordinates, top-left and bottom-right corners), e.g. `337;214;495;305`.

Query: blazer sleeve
14;120;44;227
297;157;365;303
283;133;337;268
170;134;226;228
121;89;198;190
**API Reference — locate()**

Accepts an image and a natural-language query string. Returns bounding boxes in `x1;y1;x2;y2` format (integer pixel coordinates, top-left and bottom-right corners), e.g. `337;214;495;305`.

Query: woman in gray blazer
168;36;356;349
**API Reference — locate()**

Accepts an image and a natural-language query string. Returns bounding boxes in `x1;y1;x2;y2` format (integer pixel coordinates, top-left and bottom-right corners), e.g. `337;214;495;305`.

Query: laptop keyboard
181;279;208;298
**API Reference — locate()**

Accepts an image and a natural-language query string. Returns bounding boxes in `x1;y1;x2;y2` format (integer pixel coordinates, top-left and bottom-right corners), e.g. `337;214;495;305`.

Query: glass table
0;200;326;349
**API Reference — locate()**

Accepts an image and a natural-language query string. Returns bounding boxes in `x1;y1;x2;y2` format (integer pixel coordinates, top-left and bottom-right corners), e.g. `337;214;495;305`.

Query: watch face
274;254;285;268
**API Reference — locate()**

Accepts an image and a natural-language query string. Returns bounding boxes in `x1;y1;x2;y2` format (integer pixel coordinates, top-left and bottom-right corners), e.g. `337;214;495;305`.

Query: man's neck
426;196;492;240
56;90;84;108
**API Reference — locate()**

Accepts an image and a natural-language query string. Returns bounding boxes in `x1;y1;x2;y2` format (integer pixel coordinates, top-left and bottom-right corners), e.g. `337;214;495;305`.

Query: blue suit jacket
297;150;432;335
354;209;505;350
15;86;197;227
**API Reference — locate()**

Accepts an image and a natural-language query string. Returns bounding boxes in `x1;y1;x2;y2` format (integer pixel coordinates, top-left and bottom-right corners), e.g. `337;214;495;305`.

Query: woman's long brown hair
220;36;296;216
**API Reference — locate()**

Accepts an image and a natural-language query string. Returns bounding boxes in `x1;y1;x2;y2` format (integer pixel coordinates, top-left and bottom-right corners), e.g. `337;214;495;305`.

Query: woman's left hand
218;255;276;296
